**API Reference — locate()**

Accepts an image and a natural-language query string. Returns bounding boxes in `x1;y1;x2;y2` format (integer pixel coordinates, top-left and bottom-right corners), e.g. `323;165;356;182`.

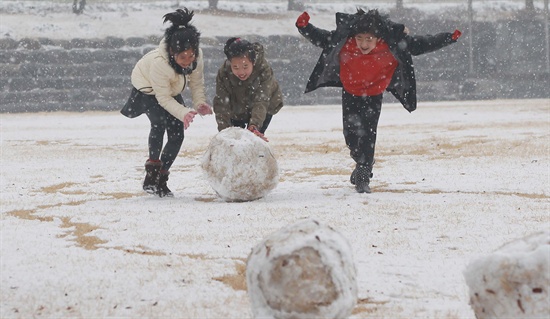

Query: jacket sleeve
213;65;232;132
188;48;208;109
405;32;456;56
384;17;406;38
248;66;276;128
297;23;334;50
149;58;191;121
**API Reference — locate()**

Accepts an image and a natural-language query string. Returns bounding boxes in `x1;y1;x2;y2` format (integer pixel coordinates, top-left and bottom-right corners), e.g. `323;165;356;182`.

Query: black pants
142;94;184;172
342;90;383;166
230;114;273;134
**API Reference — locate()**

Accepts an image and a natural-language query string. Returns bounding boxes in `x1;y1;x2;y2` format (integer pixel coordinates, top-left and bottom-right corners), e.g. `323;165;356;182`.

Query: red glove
296;12;310;28
452;29;462;41
183;111;197;130
248;125;269;142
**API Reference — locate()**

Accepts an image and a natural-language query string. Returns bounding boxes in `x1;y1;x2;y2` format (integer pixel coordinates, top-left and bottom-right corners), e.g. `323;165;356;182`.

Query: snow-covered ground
1;1;549;318
2;99;549;318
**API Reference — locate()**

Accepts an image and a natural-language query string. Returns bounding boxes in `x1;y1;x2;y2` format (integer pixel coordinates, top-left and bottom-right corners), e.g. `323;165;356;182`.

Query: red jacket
339;37;398;96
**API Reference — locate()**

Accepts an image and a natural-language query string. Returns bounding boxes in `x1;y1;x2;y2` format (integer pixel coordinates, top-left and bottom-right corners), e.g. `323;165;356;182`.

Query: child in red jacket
296;8;461;193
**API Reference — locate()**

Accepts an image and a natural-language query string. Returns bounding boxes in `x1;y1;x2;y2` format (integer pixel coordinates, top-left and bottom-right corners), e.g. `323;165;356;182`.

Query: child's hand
196;103;213;115
296;12;310;28
183;111;197;130
248;125;269;142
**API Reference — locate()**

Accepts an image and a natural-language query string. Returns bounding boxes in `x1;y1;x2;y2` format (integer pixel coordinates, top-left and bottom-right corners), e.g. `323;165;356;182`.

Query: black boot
143;159;162;194
157;170;173;198
354;164;373;194
350;167;357;185
350;160;374;185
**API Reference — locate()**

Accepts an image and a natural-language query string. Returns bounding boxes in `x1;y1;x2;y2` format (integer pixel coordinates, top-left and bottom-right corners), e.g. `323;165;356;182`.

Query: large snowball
201;127;278;202
463;231;550;318
246;219;357;319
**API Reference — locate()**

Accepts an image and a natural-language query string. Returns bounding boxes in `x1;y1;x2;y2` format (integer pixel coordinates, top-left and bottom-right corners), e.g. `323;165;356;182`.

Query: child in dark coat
296;8;461;193
213;38;284;142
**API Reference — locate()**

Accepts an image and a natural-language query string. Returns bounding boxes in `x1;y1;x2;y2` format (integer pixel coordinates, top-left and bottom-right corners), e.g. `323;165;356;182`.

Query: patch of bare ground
352;297;390;315
58;217;107;250
6;209;54;222
213;260;247;291
273;142;344;155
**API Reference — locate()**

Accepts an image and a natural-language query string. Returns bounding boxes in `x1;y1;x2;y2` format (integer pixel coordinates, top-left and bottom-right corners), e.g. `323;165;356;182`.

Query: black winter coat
298;12;457;112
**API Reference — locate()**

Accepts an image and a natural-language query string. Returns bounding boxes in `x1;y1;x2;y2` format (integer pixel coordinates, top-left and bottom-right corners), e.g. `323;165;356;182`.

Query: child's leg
361;94;383;166
144;98;167;161
160;114;184;171
342;91;382;166
342;91;362;163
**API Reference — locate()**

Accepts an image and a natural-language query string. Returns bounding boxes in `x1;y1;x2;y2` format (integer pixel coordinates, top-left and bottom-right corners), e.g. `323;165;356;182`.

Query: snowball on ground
246;219;357;319
463;231;550;319
201;127;279;202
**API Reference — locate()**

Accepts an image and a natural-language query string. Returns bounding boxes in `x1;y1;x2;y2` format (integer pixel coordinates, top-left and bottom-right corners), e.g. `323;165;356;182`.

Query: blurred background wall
0;0;548;112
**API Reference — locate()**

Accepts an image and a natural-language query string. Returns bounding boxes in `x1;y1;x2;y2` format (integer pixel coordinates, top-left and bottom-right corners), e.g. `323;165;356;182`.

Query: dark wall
0;17;548;113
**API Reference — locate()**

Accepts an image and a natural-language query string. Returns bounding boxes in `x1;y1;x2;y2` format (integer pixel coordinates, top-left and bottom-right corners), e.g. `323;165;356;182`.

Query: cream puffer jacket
131;39;207;120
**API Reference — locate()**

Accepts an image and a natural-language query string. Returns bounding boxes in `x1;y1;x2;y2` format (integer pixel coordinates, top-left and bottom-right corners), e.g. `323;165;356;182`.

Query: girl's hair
162;8;201;74
223;37;256;63
352;8;384;37
163;8;200;55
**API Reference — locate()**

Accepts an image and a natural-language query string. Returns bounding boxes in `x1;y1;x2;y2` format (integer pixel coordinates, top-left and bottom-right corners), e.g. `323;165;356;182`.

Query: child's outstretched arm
248;68;273;132
213;70;233;132
295;12;333;49
407;30;462;56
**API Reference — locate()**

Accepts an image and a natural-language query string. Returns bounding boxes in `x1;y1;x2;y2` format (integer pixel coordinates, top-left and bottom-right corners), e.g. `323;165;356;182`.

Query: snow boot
143;159;162;194
350;168;357;185
350;160;374;185
354;164;373;194
157;170;173;198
